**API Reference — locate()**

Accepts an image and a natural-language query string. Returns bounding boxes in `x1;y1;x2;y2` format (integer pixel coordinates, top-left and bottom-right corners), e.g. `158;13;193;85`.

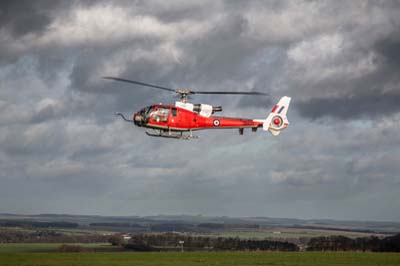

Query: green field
0;251;399;266
0;243;117;253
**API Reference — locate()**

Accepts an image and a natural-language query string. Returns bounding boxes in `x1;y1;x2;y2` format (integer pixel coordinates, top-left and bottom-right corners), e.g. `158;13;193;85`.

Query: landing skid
145;129;199;140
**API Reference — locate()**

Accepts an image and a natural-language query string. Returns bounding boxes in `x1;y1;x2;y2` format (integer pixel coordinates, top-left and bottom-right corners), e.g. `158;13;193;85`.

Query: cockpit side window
171;108;177;117
152;107;170;122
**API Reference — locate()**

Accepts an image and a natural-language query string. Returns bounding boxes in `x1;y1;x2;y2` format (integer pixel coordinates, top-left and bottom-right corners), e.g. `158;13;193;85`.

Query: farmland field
202;227;385;239
0;243;118;253
0;250;399;266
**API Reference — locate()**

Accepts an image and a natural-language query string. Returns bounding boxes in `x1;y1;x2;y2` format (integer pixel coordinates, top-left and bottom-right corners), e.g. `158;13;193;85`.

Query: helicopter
104;76;291;140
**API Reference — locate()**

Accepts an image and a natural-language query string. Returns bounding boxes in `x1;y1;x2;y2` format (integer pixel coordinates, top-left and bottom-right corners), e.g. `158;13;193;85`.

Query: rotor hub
176;89;194;103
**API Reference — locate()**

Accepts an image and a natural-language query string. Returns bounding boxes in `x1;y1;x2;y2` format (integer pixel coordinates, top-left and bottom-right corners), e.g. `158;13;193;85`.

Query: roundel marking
213;119;220;127
271;115;283;128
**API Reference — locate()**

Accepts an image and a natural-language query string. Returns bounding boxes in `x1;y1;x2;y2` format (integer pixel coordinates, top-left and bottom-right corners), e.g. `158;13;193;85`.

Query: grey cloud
376;36;400;67
0;0;58;37
284;2;400;119
296;92;400;120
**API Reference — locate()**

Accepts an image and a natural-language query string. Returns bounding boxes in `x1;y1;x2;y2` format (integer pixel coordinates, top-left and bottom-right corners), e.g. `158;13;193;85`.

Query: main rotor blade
193;91;268;95
103;76;175;92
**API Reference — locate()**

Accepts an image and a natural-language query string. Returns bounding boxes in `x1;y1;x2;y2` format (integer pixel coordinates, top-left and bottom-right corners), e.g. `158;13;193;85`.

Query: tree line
0;220;78;229
0;229;108;243
307;234;400;252
109;233;400;252
110;233;298;251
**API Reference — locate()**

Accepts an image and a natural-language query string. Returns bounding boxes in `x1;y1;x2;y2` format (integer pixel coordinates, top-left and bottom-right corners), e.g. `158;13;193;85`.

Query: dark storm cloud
297;92;400;120
377;36;400;67
286;2;400;120
296;65;400;119
0;1;106;38
294;39;400;120
0;0;58;37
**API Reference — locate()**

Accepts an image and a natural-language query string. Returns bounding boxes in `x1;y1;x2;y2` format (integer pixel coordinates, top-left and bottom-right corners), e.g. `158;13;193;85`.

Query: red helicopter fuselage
133;104;262;132
104;76;290;139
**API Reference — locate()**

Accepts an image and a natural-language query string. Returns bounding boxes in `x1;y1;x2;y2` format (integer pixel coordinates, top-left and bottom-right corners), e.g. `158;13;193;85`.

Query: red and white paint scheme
105;76;290;139
123;96;291;139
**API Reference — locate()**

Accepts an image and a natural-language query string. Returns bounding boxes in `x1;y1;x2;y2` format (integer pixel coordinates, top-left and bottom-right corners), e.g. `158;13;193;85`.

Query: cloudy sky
1;0;400;221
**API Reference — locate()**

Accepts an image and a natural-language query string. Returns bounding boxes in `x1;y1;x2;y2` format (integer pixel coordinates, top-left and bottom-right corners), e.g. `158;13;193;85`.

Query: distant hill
1;213;399;235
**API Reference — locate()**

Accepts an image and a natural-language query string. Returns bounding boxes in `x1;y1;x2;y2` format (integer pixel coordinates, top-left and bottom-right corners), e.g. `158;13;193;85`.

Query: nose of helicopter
133;112;144;126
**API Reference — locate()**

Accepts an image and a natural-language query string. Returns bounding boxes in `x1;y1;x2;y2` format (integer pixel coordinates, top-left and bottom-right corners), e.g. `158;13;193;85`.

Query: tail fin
263;96;291;136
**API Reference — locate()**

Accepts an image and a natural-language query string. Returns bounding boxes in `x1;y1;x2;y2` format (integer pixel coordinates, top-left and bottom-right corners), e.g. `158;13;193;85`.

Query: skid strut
145;129;198;140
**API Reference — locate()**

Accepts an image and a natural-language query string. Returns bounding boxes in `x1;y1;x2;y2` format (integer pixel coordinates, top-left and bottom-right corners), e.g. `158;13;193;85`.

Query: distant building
122;234;131;240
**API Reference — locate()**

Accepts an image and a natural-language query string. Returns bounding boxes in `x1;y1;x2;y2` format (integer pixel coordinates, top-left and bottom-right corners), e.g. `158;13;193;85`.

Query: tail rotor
263;96;291;136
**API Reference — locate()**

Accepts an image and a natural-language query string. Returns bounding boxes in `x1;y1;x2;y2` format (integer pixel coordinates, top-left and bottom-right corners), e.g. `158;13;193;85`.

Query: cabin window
152;107;170;122
171;108;177;117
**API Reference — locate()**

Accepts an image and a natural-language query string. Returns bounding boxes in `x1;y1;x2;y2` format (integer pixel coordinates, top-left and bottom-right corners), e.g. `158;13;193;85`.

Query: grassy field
0;251;400;266
0;244;399;266
0;243;117;253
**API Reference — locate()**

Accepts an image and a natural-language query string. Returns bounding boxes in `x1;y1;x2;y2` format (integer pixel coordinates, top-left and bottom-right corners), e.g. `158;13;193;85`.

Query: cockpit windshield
144;106;153;122
136;106;153;123
137;105;170;124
